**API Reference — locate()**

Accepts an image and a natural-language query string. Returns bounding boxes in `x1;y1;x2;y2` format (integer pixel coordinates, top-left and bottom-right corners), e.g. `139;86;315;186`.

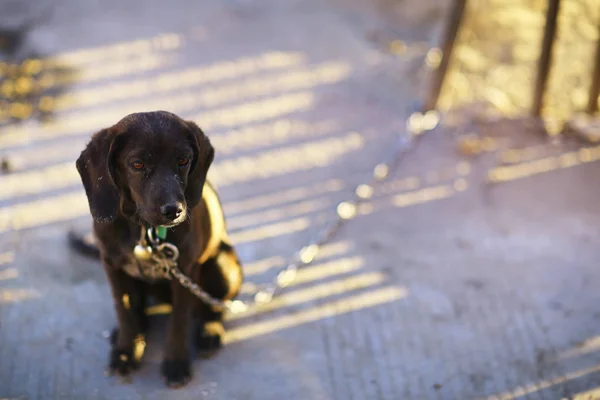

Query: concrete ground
1;0;600;399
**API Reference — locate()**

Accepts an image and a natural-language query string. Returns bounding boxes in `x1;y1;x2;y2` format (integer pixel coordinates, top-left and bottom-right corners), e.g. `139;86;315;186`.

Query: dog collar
155;226;168;240
133;182;226;266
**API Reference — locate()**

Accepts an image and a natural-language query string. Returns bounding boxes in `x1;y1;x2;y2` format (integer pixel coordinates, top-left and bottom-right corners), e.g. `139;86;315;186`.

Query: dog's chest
122;254;169;281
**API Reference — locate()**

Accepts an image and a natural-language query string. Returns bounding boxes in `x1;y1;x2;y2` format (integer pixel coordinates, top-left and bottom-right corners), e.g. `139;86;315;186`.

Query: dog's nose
161;203;183;221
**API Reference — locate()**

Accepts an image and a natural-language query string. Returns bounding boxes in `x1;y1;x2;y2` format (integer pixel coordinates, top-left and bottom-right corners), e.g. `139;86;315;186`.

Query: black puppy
76;110;243;387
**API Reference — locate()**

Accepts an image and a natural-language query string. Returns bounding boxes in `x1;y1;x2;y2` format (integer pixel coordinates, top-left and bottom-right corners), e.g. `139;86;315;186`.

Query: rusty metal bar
532;0;561;116
423;0;467;111
587;24;600;114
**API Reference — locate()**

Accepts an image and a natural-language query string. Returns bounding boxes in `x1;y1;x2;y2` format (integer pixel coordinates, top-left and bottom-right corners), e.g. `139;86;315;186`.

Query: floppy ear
185;121;215;209
76;128;123;223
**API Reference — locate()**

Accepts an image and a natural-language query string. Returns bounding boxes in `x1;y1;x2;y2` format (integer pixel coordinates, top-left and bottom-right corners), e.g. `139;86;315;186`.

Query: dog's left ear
76;127;124;223
185;121;215;208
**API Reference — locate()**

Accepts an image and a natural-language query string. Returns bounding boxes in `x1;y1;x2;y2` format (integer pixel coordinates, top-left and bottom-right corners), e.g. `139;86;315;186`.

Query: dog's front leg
162;280;193;388
103;262;147;377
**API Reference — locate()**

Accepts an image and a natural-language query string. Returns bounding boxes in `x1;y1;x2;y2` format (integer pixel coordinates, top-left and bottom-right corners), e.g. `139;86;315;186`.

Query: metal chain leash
223;109;441;314
140;231;233;311
145;108;441;314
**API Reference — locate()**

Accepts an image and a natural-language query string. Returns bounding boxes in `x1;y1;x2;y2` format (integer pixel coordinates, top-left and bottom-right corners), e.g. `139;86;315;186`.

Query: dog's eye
178;157;189;167
132;161;145;170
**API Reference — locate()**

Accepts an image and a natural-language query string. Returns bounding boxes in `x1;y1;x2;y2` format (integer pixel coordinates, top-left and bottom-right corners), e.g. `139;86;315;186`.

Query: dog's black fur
76;110;243;388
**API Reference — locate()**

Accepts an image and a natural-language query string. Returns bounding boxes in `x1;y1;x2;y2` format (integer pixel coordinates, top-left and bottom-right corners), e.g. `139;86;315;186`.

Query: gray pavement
1;0;600;399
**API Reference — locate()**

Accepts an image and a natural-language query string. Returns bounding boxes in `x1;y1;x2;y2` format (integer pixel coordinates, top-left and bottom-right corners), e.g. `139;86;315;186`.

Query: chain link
145;108;440;314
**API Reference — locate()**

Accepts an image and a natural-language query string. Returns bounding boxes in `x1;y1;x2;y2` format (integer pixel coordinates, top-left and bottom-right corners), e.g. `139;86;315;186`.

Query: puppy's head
76;111;214;226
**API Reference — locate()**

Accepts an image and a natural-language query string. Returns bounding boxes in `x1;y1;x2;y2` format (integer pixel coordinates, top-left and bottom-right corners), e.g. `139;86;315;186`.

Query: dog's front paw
107;346;138;378
196;321;224;358
161;359;191;388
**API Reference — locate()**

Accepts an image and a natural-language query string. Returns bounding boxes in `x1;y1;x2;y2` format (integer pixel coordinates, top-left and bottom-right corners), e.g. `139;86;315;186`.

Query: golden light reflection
453;178;468;192
486;363;600;400
0;90;316;148
0;162;77;201
336;201;357;220
0;139;88;172
57;53;174;86
42;33;183;67
499;144;551;165
379;176;421;195
224;286;407;344
488;144;600;183
289;256;364;286
0;251;15;266
241;256;285;277
392;184;455;208
557;335;600;361
196;92;313;130
228;272;387;321
52;53;315;111
0;267;18;281
425;48;443;69
208;132;363;186
355;184;374;199
0;288;40;303
224;179;343;216
242;241;350;276
571;386;600;400
457;161;471;176
227;198;332;231
145;303;173;316
212;119;339;156
0;192;88;233
228;217;310;245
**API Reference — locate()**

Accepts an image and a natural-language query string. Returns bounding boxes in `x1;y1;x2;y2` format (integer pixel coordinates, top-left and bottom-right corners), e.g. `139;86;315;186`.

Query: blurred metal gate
426;0;599;137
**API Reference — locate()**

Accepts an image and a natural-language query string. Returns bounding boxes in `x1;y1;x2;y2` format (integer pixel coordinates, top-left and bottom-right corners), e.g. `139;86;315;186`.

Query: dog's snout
160;202;184;221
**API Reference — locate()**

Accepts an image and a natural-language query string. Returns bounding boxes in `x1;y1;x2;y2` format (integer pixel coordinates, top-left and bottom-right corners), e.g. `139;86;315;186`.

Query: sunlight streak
290;256;364;285
0;288;40;304
0;268;19;281
486;363;600;400
228;218;310;245
224;179;343;216
0;162;77;201
50;53;174;87
52;52;312;110
0;252;15;266
209;132;363;186
488;145;600;183
392;184;455;208
213;119;339;156
224;286;408;344
558;336;600;361
227;198;333;231
0;192;88;233
242;241;350;276
0;91;315;148
228;272;387;321
43;33;183;67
